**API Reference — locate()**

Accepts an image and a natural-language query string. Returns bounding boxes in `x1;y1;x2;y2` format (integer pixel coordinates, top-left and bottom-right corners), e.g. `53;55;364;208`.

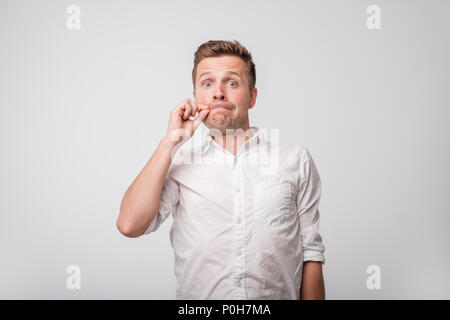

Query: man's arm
297;147;326;299
116;136;177;238
116;99;209;238
300;261;325;300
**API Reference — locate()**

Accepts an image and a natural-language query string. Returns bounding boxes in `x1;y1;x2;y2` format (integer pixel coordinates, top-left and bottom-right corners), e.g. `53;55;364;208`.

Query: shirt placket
232;156;247;299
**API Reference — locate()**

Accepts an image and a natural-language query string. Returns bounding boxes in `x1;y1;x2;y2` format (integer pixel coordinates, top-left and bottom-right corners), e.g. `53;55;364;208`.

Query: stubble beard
204;112;247;136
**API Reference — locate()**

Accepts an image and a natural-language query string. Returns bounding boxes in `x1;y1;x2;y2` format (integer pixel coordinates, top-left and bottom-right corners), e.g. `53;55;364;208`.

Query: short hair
192;40;256;93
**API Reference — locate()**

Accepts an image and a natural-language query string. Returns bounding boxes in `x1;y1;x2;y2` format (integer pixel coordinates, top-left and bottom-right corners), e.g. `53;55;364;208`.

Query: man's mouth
210;104;233;112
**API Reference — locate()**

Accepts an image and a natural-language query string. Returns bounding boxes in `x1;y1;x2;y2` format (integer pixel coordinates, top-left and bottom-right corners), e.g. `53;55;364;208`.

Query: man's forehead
197;56;246;71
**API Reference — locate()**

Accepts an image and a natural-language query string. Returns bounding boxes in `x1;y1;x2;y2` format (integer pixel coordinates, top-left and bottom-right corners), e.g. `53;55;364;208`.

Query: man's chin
204;115;233;132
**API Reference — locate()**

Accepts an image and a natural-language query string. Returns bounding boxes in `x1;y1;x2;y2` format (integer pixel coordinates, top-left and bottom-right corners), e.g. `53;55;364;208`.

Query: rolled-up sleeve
296;147;326;264
143;174;179;235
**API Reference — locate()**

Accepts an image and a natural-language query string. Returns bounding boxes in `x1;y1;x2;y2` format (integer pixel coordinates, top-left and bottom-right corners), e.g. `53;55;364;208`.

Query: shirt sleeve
142;174;179;235
296;147;326;264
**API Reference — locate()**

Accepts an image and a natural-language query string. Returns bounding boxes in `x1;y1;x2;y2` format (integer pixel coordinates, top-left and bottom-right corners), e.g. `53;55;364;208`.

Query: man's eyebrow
198;71;242;80
224;71;242;78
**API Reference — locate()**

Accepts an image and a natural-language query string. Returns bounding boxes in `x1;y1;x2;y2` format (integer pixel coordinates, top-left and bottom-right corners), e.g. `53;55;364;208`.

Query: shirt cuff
143;213;160;235
303;250;325;265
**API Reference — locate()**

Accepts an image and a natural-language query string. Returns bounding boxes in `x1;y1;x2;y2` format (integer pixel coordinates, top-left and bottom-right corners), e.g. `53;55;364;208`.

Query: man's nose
213;85;226;100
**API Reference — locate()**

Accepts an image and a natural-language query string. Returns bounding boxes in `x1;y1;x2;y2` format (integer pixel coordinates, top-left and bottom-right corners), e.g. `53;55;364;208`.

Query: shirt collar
199;124;268;154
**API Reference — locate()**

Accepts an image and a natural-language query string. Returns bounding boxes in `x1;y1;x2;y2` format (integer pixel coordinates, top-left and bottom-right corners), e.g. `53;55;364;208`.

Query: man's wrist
160;135;178;149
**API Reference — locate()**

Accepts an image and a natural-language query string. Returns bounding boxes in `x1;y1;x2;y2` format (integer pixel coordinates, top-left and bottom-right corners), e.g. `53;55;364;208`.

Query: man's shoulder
277;142;308;159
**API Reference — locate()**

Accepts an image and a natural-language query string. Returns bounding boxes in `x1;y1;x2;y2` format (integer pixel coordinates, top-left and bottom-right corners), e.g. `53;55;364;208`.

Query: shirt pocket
253;180;294;226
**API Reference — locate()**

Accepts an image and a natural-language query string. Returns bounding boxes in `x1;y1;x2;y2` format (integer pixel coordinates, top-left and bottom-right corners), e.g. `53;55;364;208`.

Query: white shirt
144;124;326;299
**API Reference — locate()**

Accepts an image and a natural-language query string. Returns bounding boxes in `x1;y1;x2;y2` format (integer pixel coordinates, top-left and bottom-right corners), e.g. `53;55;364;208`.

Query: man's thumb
193;109;209;130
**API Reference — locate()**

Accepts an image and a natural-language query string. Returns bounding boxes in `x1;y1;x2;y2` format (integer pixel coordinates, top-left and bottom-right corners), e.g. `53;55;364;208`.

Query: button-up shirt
144;123;326;299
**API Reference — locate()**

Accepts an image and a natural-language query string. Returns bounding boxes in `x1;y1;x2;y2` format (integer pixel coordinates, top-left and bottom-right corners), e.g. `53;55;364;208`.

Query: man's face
193;55;257;133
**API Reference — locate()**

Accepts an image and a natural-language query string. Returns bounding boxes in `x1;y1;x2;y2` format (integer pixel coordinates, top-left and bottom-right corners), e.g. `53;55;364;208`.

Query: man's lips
210;104;233;112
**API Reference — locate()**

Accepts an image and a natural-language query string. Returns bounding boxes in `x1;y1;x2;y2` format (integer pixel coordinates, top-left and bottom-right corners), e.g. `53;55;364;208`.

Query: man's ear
248;87;258;109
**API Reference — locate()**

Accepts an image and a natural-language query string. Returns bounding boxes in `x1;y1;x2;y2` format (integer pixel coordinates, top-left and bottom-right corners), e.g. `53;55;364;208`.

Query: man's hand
165;98;210;146
117;98;209;238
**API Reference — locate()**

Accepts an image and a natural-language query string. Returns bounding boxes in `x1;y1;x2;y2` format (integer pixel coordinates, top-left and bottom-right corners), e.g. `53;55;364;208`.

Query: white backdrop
0;0;449;299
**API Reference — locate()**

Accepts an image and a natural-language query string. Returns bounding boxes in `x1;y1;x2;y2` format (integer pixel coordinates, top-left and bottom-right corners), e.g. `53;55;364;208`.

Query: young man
117;40;326;300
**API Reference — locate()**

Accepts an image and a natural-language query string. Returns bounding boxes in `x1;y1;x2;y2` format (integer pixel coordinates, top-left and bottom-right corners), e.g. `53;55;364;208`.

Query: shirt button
236;218;242;223
236;250;241;256
236;281;241;287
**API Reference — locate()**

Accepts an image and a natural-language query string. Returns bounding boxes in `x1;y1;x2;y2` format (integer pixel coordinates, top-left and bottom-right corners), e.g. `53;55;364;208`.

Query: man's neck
211;124;252;156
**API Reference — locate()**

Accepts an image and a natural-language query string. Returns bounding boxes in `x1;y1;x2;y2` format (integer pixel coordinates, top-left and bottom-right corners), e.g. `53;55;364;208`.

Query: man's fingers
183;104;192;120
190;99;209;111
193;109;210;129
200;108;210;120
197;104;210;111
188;100;198;118
176;99;209;121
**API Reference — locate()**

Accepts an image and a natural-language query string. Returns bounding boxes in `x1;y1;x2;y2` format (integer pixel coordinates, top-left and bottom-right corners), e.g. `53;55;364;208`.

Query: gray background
1;0;449;299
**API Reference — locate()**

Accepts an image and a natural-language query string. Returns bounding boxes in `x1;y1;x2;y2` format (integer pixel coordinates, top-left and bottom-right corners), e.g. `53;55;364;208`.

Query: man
116;40;326;300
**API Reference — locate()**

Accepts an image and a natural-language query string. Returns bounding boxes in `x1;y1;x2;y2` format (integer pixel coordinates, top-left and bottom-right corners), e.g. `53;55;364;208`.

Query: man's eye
229;81;237;87
203;81;211;87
